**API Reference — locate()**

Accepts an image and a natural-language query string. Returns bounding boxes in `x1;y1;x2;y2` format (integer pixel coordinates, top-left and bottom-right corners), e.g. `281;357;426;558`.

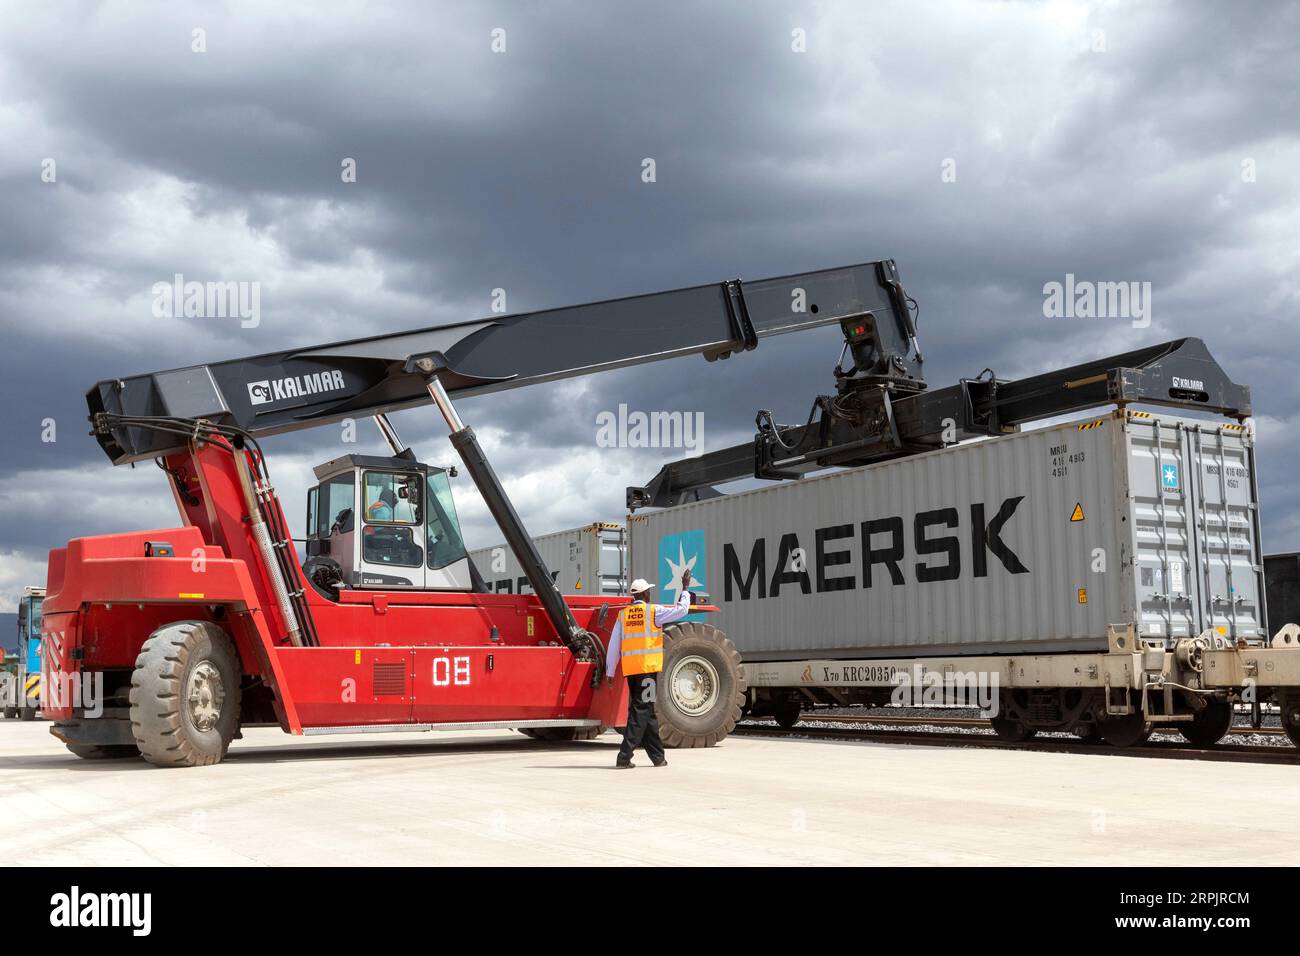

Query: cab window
362;471;423;568
426;471;469;570
306;487;319;538
318;474;356;536
363;472;421;525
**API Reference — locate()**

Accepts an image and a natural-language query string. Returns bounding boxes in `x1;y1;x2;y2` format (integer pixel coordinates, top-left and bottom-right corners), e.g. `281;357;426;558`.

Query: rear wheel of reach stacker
655;622;746;748
130;621;242;768
1178;699;1233;748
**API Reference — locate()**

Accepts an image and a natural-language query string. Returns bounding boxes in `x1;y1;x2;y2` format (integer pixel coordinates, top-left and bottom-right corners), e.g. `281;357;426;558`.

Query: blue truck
2;587;44;720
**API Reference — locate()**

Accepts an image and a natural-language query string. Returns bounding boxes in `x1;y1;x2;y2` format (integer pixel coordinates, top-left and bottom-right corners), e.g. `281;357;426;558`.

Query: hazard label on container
1077;588;1088;604
1070;503;1085;522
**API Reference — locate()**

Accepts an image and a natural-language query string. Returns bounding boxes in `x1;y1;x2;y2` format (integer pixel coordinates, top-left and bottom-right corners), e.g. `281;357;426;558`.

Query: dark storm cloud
1;0;1299;604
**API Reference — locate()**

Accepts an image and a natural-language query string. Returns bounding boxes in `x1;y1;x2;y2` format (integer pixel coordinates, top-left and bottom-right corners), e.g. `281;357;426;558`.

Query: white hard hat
629;578;654;594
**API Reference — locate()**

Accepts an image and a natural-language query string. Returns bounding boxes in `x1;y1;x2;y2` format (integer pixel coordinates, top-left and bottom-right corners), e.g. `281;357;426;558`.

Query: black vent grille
373;662;407;696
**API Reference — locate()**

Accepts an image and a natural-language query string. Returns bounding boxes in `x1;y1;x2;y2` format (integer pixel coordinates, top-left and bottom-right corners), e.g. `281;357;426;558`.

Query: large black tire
990;713;1038;742
2;706;15;719
19;706;36;721
518;726;606;742
1179;699;1233;748
66;744;141;761
655;622;746;748
130;621;242;768
1099;712;1152;748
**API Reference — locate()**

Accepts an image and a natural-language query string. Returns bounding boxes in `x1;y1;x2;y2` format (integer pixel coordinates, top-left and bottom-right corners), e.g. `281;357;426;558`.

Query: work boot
615;760;635;769
652;758;668;768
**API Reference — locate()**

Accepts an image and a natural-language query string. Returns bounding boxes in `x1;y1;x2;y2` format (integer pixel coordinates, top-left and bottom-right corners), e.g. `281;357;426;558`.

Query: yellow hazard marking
1070;503;1085;522
25;675;40;691
178;592;205;599
1129;411;1152;419
1078;588;1088;604
355;649;362;664
1077;419;1105;430
527;616;535;637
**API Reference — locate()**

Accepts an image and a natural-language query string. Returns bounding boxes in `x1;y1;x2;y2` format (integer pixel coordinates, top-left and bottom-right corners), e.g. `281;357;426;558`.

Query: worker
367;487;396;522
605;568;693;768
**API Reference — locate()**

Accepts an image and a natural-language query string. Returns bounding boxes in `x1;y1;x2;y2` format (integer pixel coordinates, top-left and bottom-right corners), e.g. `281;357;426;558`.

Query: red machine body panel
41;440;639;733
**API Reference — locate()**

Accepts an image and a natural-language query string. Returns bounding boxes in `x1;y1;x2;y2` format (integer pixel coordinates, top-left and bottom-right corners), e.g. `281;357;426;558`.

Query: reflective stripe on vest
619;602;664;675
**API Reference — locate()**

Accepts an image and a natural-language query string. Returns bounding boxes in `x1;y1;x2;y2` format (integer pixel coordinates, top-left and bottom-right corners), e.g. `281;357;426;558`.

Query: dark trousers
618;673;665;765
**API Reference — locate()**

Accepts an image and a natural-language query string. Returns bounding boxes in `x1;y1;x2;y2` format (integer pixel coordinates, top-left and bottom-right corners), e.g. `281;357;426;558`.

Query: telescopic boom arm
89;260;920;465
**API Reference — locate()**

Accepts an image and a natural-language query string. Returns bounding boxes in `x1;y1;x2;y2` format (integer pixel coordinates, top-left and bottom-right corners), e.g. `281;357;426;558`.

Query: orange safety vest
619;601;664;675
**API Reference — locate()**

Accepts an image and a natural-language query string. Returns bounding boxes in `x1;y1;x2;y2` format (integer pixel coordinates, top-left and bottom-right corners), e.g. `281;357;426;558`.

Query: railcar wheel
990;713;1037;742
1099;713;1152;748
656;622;746;748
1178;700;1233;748
66;744;140;760
1281;695;1300;750
1073;722;1101;742
130;621;242;768
772;698;802;729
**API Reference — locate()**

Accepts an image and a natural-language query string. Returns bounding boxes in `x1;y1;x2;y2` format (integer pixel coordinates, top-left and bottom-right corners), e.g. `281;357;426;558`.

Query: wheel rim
185;661;225;733
668;655;720;717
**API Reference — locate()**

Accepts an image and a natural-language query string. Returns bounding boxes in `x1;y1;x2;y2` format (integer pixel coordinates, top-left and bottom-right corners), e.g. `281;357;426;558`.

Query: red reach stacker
42;262;910;765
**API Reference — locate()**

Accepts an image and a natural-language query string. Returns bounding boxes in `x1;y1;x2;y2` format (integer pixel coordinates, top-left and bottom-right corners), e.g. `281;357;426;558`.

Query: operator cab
303;453;473;593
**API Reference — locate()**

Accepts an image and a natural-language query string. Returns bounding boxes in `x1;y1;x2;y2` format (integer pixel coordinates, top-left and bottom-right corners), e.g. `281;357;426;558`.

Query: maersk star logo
658;530;705;616
1162;463;1180;490
664;542;697;593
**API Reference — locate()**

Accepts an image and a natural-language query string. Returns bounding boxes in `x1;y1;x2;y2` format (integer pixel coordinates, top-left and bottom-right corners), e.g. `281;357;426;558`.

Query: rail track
734;713;1299;765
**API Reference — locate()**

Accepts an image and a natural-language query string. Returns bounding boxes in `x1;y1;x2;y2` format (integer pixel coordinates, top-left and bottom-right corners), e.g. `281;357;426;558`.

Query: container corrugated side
628;411;1263;661
469;522;626;596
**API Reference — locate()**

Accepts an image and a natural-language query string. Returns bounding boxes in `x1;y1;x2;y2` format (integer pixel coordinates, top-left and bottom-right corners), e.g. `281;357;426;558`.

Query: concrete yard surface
1;721;1297;866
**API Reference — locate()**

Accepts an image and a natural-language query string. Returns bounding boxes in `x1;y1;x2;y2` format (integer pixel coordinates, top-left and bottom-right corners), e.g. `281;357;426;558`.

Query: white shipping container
469;522;627;596
628;410;1265;661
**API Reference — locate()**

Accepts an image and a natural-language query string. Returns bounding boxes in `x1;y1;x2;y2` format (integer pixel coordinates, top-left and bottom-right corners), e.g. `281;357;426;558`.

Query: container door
1128;418;1202;641
1182;425;1265;642
598;525;628;596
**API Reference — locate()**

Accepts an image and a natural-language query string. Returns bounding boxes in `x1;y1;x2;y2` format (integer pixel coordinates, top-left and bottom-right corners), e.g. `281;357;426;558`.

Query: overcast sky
1;0;1298;616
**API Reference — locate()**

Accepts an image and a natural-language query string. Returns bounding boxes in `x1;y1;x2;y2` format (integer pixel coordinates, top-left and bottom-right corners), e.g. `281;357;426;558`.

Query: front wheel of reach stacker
655;622;746;748
130;621;242;768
